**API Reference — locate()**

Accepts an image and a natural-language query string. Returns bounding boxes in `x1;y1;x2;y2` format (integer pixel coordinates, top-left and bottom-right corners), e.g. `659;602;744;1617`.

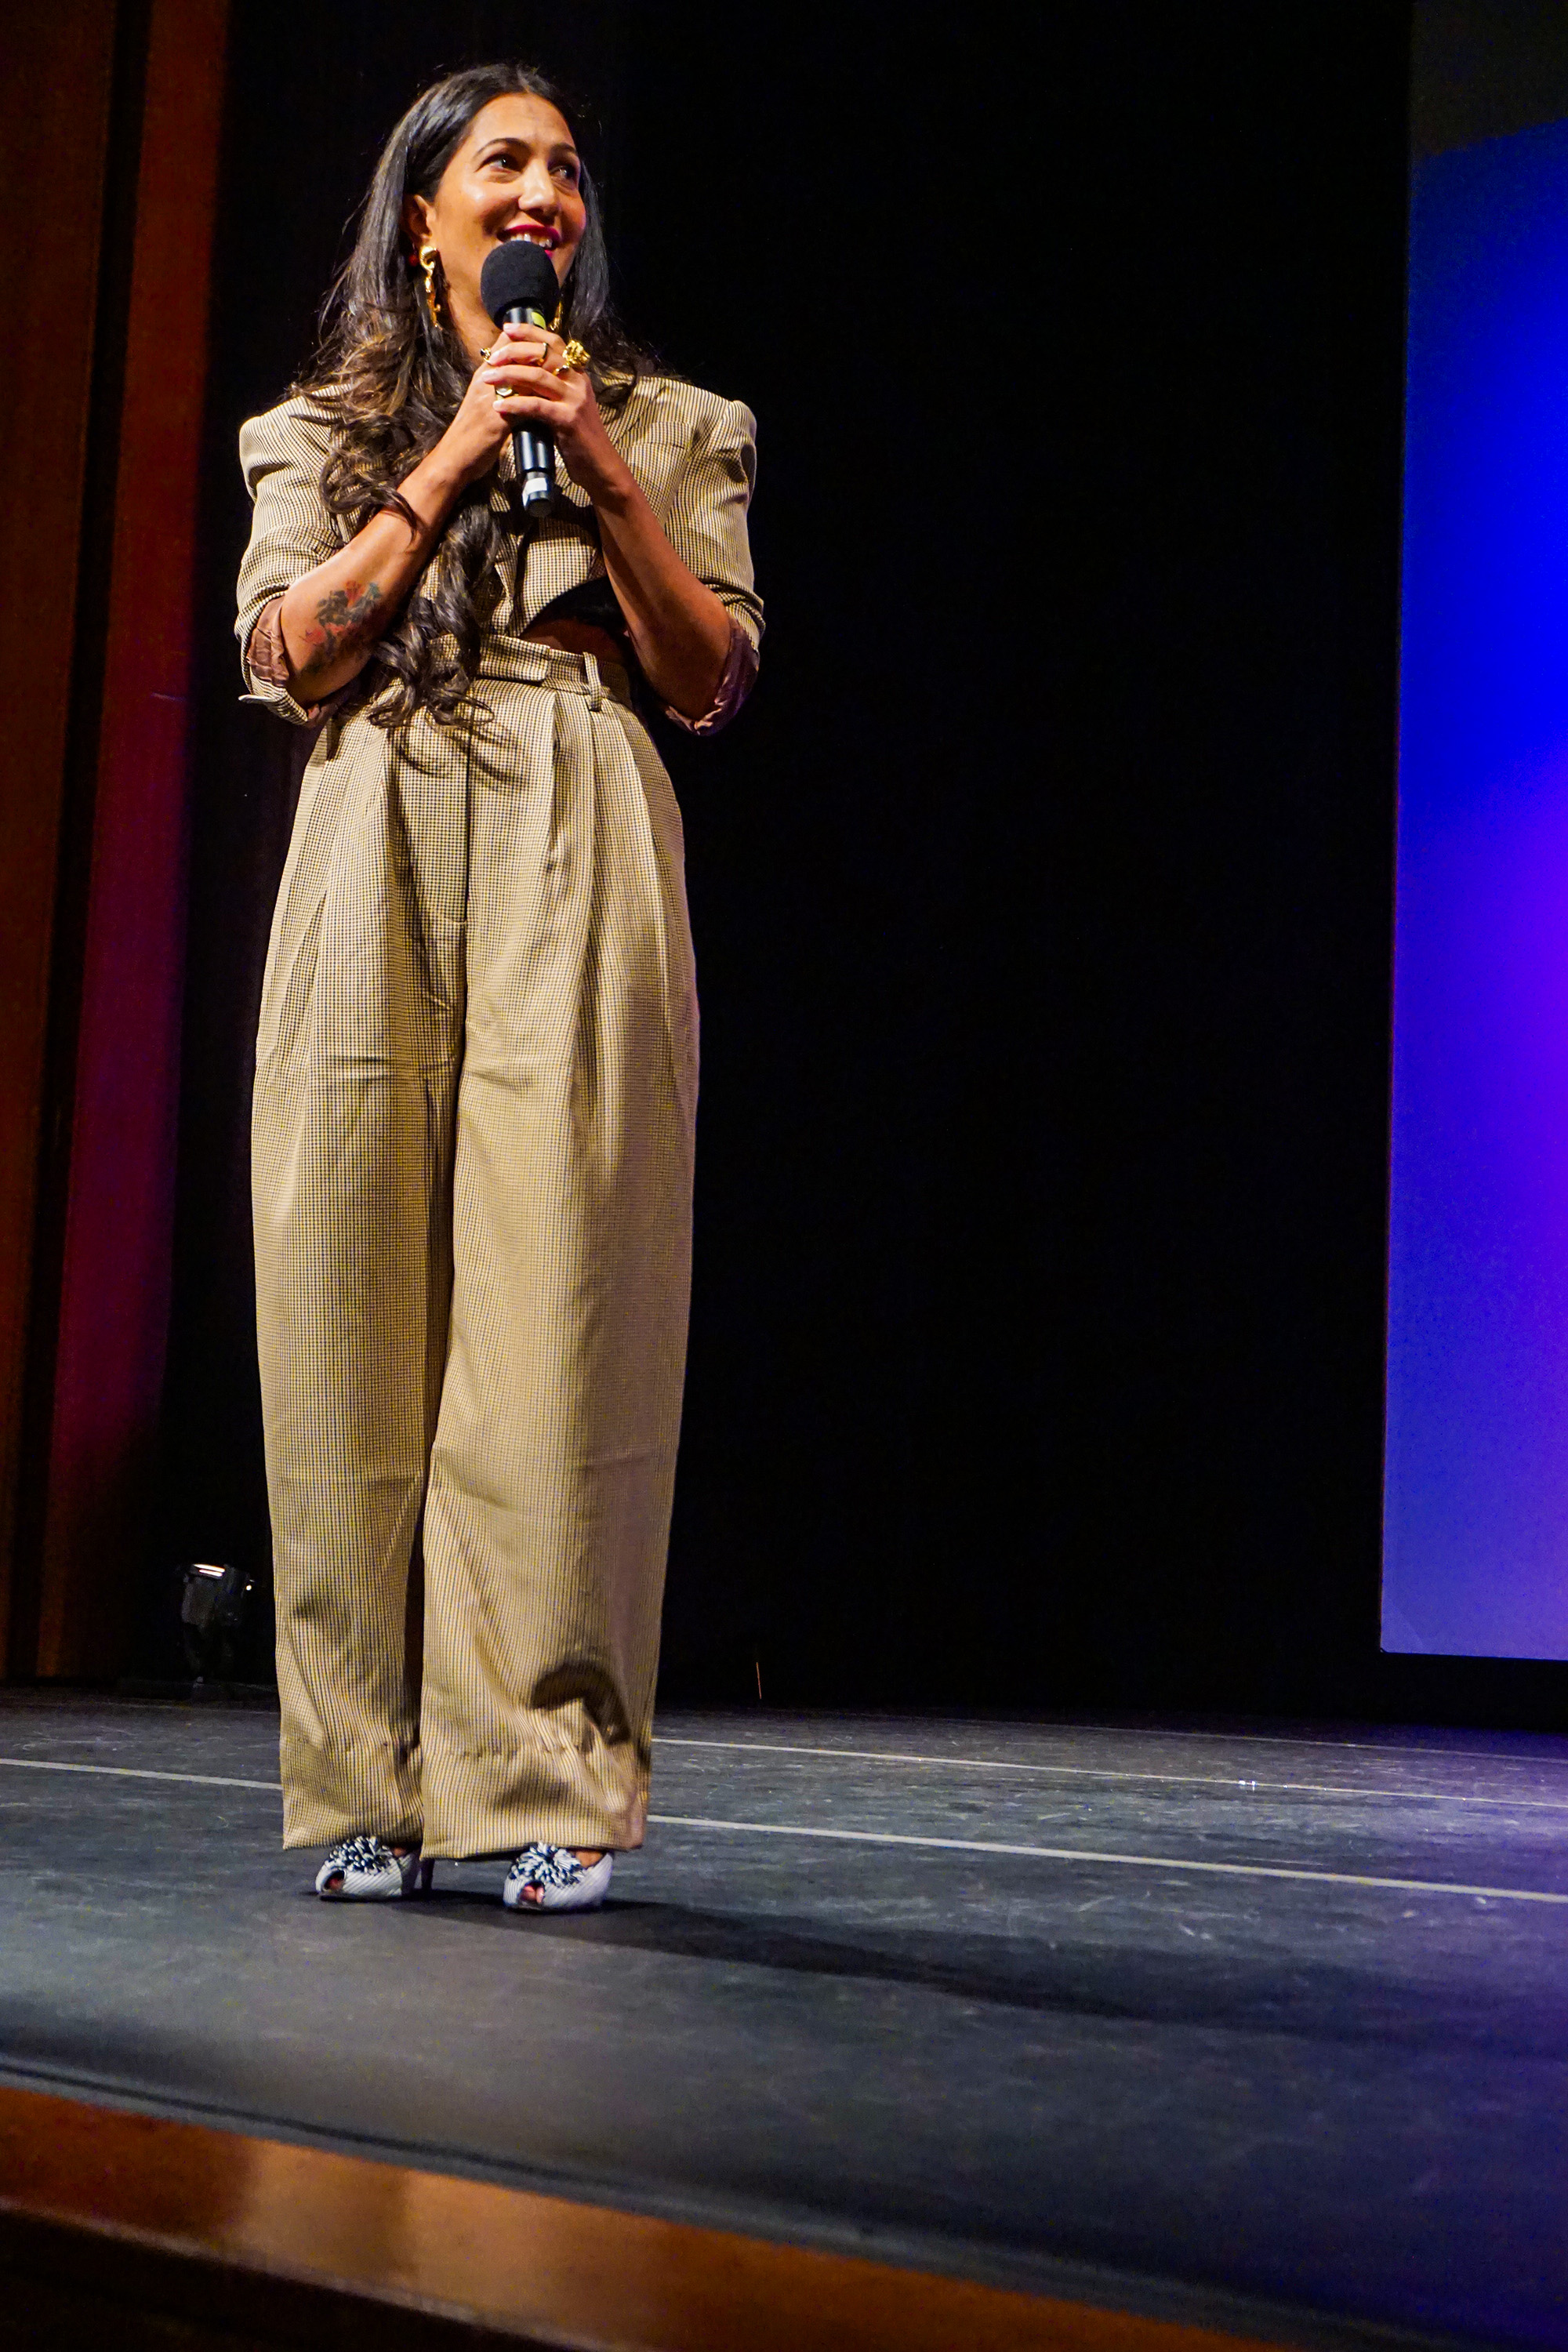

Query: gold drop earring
417;242;443;328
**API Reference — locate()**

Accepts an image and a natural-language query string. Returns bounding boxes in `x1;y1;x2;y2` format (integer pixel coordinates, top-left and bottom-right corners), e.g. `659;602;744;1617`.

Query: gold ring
555;338;590;375
493;384;516;402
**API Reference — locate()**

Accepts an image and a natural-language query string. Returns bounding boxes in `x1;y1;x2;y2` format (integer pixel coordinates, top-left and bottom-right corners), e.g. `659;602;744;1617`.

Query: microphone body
499;296;555;510
478;241;564;516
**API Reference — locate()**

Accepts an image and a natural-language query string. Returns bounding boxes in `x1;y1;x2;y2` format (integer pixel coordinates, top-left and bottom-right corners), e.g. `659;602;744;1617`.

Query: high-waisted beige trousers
252;641;697;1857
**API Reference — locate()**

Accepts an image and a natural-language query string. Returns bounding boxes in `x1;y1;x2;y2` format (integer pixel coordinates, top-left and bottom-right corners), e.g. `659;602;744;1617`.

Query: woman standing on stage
235;63;760;1911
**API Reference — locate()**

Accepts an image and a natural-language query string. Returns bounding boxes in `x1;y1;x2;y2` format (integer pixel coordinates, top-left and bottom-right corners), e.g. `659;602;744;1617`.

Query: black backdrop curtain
151;3;1460;1720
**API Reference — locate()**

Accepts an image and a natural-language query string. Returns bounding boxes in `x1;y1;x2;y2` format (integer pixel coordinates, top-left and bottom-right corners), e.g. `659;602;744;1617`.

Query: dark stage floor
2;1694;1566;2349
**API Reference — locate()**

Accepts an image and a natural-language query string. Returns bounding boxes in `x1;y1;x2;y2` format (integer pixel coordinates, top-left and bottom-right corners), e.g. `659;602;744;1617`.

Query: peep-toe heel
503;1843;613;1913
314;1836;433;1900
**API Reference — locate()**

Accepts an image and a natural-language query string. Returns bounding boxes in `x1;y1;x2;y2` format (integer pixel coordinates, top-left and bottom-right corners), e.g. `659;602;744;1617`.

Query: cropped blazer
234;373;763;733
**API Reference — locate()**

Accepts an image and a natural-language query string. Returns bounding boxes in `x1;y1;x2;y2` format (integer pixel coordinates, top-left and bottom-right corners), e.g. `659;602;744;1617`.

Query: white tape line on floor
655;1736;1568;1813
2;1757;1563;1904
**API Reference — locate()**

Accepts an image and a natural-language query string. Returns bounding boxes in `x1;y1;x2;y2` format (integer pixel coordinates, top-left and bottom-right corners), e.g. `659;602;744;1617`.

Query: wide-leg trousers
252;642;697;1857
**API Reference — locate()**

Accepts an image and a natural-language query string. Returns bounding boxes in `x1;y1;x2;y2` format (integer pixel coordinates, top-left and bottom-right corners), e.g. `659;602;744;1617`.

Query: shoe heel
396;1847;434;1899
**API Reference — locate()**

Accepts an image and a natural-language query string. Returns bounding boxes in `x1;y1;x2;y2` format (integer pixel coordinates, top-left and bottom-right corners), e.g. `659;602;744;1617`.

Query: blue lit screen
1384;115;1568;1657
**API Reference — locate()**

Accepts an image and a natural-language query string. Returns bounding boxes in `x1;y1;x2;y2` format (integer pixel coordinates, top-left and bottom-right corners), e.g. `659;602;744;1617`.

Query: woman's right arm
273;443;467;702
271;355;528;703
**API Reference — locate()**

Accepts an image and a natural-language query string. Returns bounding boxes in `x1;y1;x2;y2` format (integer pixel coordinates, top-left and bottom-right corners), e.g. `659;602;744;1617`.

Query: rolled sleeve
659;397;763;734
663;615;759;736
235;399;347;726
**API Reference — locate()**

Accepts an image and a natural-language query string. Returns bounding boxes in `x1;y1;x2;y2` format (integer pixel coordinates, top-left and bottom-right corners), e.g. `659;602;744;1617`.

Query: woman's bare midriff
521;617;625;668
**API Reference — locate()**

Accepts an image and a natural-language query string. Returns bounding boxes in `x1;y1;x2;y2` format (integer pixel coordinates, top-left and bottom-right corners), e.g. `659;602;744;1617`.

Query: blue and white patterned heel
503;1842;613;1914
314;1836;433;1900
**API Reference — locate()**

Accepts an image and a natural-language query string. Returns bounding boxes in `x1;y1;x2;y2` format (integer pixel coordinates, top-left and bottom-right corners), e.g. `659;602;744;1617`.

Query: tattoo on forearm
299;578;383;676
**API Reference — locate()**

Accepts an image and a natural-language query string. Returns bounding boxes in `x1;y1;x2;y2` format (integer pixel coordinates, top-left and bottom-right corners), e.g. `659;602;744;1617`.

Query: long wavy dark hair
297;64;648;728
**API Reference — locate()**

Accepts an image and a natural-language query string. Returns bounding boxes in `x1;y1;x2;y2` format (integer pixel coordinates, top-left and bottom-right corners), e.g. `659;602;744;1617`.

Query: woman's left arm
481;322;736;722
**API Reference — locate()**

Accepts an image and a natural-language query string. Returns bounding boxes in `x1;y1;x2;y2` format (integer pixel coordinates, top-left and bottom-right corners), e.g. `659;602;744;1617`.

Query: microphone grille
479;239;560;321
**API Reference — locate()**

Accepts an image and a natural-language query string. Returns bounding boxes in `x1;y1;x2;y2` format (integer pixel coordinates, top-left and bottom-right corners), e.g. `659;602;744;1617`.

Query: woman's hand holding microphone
286;291;731;723
445;314;731;718
434;318;631;507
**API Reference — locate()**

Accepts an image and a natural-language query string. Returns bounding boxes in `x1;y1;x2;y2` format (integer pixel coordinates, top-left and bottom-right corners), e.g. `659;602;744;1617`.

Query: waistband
477;635;633;710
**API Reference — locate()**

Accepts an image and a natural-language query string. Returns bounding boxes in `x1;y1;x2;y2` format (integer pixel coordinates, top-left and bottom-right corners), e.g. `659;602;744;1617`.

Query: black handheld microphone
479;239;561;514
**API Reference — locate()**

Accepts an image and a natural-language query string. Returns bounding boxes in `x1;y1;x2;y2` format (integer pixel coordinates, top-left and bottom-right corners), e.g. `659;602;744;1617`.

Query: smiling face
403;91;587;356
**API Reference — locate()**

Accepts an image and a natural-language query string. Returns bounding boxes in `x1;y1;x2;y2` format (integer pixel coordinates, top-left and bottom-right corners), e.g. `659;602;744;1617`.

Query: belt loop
583;652;604;711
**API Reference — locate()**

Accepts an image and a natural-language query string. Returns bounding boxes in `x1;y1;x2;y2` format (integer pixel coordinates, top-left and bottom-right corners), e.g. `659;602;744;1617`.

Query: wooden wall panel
0;6;120;1675
34;0;230;1677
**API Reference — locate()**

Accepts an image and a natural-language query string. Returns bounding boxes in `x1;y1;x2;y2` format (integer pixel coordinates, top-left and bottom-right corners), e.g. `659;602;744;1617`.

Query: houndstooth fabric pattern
236;378;762;731
238;380;758;1863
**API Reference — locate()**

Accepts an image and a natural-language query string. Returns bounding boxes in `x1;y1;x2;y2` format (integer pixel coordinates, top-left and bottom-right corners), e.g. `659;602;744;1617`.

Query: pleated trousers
252;641;697;1858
